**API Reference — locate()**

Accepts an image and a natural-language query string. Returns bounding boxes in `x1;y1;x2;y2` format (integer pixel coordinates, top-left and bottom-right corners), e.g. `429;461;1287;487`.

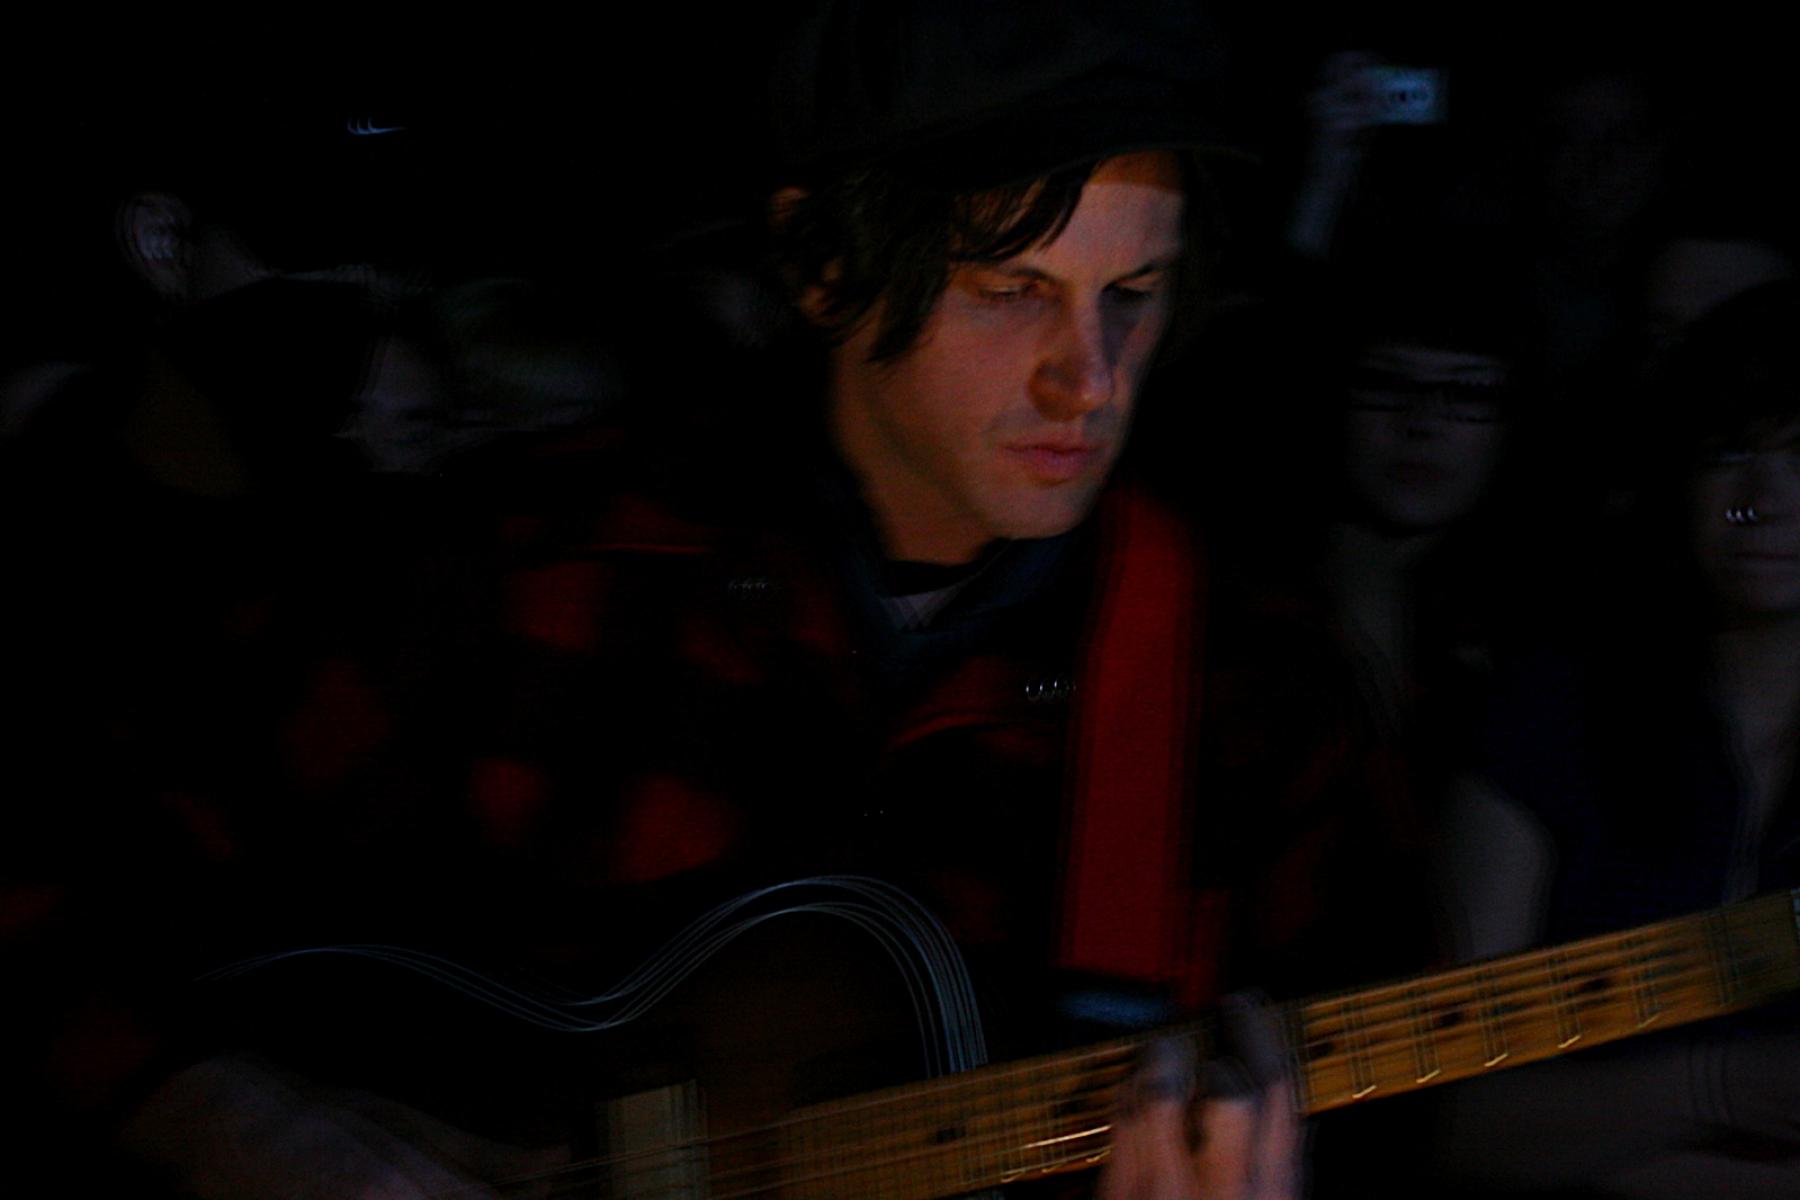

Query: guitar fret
948;1082;971;1195
1475;966;1509;1067
1546;949;1583;1048
1703;908;1738;1006
591;890;1800;1199
1037;1060;1074;1175
1029;1067;1056;1177
1025;1067;1056;1178
998;1074;1026;1187
1286;1005;1316;1112
993;1072;1022;1187
1406;984;1440;1082
1015;1067;1048;1181
1342;999;1378;1098
1630;932;1664;1027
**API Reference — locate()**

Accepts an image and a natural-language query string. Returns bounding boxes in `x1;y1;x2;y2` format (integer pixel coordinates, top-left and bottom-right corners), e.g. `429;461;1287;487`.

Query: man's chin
989;493;1103;543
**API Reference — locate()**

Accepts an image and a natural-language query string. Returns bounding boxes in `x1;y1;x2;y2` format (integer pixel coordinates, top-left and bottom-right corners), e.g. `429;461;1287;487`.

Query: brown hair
770;152;1216;363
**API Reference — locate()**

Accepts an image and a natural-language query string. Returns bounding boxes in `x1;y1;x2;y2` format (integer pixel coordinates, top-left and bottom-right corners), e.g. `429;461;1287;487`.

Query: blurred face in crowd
344;336;453;474
1645;239;1794;345
1689;417;1800;622
827;152;1184;565
1638;238;1795;382
1341;343;1509;534
1536;72;1667;250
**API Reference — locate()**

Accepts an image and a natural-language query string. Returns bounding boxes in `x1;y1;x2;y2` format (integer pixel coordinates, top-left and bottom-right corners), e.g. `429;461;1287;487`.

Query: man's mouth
1006;442;1103;482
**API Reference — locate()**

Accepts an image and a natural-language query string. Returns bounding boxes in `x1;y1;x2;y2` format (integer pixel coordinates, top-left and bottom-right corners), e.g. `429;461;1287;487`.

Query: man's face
828;153;1184;564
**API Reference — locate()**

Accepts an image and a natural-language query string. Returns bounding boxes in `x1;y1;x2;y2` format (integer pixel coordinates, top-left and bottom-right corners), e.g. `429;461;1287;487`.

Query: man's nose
1032;304;1116;419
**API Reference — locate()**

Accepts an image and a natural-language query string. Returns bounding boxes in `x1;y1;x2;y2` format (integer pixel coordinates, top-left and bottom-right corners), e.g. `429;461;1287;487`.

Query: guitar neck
1289;889;1800;1113
731;890;1800;1200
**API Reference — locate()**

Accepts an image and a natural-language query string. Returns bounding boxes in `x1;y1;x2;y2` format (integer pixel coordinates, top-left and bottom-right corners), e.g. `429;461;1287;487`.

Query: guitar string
560;977;1607;1197
449;947;1797;1200
1287;917;1792;1050
514;1080;1119;1200
517;1113;1108;1200
414;1058;1118;1200
196;879;991;1198
1286;897;1796;1059
1299;921;1711;1022
673;1116;1108;1200
446;990;1791;1200
1288;964;1720;1065
486;995;1624;1197
1292;954;1794;1086
1292;941;1787;1060
517;952;1778;1200
689;1060;1130;1187
416;1036;1137;1199
1292;945;1708;1051
240;895;1787;1198
423;1047;1137;1198
439;935;1785;1194
504;921;1785;1194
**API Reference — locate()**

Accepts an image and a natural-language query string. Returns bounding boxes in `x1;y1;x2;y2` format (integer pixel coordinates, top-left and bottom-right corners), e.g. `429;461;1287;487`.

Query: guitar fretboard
1288;890;1800;1114
694;891;1800;1199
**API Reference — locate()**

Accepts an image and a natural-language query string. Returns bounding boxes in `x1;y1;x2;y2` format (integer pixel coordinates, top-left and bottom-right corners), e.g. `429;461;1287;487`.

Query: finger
1192;1093;1257;1200
1123;1035;1199;1114
1104;1096;1203;1200
1248;1078;1301;1200
1217;993;1290;1088
1207;995;1302;1200
1103;1036;1203;1200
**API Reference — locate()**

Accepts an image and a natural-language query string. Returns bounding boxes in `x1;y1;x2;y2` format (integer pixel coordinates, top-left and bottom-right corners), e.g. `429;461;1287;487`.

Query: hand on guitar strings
1099;995;1300;1200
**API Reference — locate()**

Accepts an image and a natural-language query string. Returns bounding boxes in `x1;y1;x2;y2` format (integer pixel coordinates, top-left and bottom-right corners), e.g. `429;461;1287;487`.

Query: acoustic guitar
210;877;1800;1198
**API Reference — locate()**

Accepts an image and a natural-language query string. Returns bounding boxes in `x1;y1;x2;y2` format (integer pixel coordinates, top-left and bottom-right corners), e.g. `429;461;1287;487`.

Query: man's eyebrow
976;253;1182;283
1115;253;1181;281
976;264;1054;280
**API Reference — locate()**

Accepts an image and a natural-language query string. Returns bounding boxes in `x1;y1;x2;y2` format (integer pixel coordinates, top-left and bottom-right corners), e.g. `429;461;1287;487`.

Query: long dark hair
769;152;1218;363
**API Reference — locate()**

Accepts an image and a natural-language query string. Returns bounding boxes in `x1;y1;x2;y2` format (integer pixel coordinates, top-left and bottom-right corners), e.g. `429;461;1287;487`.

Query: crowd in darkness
3;10;1798;1198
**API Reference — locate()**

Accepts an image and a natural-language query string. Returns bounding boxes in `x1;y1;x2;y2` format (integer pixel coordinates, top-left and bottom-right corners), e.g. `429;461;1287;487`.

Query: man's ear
116;192;195;301
768;186;839;327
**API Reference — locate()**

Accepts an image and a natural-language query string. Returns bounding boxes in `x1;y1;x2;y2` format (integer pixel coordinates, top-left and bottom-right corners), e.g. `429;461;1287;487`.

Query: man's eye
1106;284;1159;305
978;283;1038;303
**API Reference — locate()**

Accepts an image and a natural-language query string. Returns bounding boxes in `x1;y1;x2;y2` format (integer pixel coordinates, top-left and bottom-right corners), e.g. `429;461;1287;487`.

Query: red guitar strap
1058;488;1211;999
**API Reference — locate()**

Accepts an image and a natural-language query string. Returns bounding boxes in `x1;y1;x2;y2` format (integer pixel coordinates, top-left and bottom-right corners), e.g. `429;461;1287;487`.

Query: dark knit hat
770;0;1236;190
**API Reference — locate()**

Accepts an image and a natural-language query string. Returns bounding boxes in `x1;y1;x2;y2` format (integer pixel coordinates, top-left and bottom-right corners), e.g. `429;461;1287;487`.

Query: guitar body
620;910;928;1117
203;878;1018;1197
